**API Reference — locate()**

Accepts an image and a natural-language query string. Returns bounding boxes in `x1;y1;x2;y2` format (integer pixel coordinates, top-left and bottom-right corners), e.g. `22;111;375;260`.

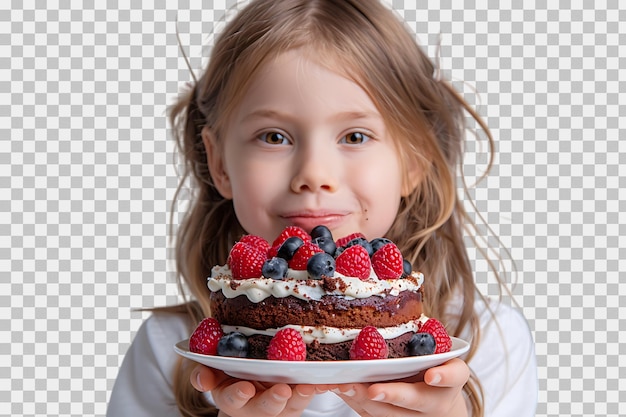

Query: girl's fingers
190;367;326;416
281;385;318;414
213;380;258;411
423;358;471;387
233;383;292;416
330;359;470;415
190;365;239;393
330;384;369;416
332;384;422;417
364;359;469;413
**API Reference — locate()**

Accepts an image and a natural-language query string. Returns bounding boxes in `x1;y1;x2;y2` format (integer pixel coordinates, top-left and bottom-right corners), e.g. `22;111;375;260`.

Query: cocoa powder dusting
323;276;347;292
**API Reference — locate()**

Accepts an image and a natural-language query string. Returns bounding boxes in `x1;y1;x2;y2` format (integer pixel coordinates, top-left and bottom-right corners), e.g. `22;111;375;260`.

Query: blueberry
217;332;249;358
310;225;333;240
277;236;304;260
408;332;436;356
312;236;336;255
402;259;412;277
370;237;392;253
344;237;373;257
262;257;288;279
307;252;336;280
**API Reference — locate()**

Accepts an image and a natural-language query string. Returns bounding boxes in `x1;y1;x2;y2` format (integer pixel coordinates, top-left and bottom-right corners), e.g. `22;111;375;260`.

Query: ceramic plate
174;337;469;384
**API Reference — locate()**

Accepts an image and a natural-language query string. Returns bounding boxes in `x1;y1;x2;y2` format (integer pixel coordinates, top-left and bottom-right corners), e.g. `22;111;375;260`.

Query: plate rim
174;336;469;383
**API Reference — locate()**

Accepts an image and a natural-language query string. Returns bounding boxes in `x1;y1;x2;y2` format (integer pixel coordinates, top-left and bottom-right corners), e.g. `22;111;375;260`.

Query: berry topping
237;234;270;255
228;241;267;279
310;225;333;240
217;332;249;358
189;318;224;355
312;236;337;255
407;332;436;356
335;245;371;280
262;257;289;280
342;237;373;256
335;232;366;248
272;226;311;248
306;252;336;280
370;237;392;252
267;328;307;361
371;242;404;279
419;318;452;354
349;326;389;360
276;236;304;260
402;259;412;277
289;241;324;270
267;245;279;259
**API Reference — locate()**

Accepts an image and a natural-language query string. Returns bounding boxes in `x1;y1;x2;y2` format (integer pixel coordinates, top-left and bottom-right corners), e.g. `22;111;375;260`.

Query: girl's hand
190;365;325;417
329;358;470;417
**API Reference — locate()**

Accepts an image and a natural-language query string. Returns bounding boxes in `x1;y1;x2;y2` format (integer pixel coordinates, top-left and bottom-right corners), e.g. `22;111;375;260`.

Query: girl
108;0;537;416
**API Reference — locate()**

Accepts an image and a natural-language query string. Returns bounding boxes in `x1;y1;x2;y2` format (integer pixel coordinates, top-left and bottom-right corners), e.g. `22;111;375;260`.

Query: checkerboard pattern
2;1;624;416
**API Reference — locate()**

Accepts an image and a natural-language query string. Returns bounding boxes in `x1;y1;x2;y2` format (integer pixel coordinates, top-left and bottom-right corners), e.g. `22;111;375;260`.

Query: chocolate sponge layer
209;289;423;329
245;332;415;361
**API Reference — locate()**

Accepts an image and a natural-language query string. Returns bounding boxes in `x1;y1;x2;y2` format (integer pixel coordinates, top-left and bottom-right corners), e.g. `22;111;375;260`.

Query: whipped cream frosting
207;264;424;302
222;314;430;344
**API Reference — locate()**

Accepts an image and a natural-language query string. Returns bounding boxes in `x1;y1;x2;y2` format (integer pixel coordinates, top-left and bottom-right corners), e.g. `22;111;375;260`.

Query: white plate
174;337;469;384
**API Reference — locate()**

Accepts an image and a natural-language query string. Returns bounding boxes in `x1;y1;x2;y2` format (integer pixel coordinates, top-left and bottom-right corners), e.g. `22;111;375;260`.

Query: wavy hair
166;0;508;415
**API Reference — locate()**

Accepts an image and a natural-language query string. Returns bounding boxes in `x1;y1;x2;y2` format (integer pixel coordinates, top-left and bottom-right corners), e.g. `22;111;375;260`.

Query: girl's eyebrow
242;109;382;123
241;109;288;122
330;111;382;123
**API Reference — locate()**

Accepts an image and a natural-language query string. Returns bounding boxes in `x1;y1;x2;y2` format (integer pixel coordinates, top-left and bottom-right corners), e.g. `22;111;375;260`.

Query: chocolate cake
195;226;446;361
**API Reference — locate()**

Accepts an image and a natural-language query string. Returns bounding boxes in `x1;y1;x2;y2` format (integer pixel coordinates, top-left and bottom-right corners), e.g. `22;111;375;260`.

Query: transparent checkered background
2;0;624;416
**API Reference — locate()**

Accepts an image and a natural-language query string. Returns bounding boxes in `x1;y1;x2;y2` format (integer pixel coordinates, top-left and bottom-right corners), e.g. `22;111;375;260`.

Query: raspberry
349;326;389;360
228;241;267;279
271;226;311;248
289;241;323;270
371;242;404;279
267;245;279;259
189;318;224;355
267;328;307;361
419;318;452;354
334;237;373;259
335;245;371;280
335;232;366;248
238;234;270;255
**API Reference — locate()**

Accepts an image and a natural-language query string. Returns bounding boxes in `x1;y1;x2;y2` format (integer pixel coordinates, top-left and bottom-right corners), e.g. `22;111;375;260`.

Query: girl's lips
280;212;349;232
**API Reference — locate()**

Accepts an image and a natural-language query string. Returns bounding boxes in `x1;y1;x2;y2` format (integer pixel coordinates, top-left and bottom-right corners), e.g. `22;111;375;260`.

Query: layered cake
189;225;451;361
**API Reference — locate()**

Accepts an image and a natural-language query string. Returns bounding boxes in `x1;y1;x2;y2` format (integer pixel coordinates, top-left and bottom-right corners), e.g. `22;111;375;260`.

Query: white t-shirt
107;297;538;416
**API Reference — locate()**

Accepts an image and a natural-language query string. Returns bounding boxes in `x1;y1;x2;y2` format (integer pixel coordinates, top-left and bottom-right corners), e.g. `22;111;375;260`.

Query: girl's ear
202;126;233;199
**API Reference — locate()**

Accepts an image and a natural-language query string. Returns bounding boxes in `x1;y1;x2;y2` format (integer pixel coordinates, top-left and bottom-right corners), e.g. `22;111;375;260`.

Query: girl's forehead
246;46;352;85
265;48;359;84
235;49;379;116
215;47;372;126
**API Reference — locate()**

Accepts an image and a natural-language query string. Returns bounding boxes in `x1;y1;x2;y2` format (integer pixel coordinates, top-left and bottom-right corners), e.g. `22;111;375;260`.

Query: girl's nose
290;144;339;193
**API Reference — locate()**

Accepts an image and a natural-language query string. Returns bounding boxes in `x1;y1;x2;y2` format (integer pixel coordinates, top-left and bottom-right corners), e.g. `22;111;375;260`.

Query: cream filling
222;314;429;344
208;265;424;302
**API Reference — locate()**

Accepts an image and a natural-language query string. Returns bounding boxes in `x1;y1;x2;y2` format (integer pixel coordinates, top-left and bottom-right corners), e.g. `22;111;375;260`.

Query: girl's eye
259;131;289;145
340;132;370;145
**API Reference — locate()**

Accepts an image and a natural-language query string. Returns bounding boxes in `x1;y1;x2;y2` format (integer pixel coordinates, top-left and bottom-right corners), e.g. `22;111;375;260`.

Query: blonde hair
167;0;506;415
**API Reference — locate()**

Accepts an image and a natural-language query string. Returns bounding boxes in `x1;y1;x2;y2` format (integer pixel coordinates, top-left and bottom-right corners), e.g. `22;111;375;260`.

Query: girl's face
205;50;413;242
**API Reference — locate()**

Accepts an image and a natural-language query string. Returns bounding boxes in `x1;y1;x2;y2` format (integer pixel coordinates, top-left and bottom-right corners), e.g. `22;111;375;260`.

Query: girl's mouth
280;211;349;232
